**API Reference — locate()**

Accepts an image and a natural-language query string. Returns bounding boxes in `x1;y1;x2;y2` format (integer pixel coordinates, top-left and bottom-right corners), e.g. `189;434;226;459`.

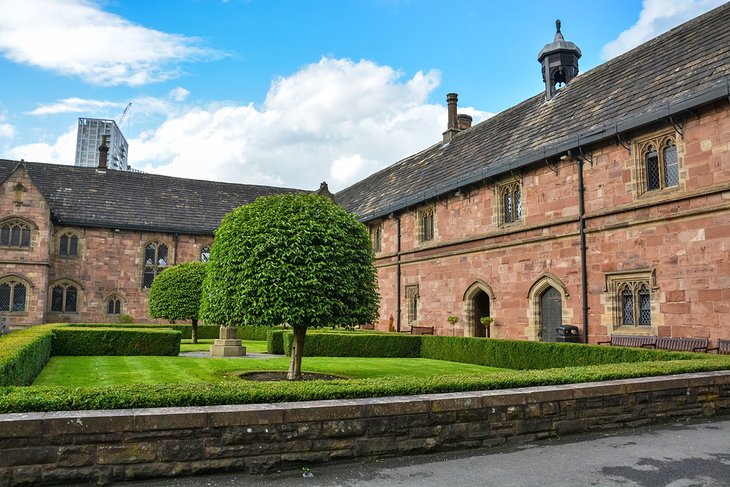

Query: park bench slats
410;326;434;335
597;335;657;348
642;337;709;353
707;338;730;355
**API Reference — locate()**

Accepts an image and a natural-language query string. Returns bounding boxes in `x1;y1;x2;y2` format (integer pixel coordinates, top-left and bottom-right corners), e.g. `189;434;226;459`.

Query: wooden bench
597;335;657;348
643;337;709;353
707;338;730;355
359;323;375;330
410;326;434;335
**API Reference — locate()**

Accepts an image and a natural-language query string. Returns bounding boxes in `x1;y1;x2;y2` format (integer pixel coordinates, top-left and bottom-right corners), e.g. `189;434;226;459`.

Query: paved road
117;417;730;487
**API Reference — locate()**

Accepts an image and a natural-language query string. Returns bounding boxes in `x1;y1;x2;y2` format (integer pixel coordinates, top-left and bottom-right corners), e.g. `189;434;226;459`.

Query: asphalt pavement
116;416;730;487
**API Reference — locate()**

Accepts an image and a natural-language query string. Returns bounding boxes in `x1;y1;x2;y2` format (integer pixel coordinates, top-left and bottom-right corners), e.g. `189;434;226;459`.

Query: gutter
355;79;730;222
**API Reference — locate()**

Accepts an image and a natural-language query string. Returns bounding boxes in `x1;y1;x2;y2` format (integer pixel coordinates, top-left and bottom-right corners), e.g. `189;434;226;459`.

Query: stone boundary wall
1;371;729;486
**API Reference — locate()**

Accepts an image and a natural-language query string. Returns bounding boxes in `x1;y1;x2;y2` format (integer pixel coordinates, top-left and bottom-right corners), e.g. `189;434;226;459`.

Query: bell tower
537;20;581;100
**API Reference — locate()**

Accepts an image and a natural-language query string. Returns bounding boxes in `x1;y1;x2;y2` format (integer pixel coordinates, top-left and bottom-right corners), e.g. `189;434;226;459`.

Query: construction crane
117;102;132;127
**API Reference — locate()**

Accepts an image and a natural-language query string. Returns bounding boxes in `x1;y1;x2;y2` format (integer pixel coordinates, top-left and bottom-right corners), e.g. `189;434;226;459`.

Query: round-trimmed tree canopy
148;261;207;322
200;194;379;329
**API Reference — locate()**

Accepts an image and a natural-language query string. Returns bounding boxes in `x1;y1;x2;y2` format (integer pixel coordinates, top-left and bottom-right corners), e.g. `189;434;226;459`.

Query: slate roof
335;3;730;220
0;160;304;234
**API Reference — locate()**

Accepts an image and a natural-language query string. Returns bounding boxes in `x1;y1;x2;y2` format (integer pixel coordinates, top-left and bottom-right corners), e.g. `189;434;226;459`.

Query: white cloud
601;0;725;60
130;57;450;191
0;0;221;86
169;87;190;102
27;98;125;116
0;114;14;138
6;126;77;164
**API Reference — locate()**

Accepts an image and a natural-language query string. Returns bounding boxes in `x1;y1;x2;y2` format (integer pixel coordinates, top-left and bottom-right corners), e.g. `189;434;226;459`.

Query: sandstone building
1;5;729;345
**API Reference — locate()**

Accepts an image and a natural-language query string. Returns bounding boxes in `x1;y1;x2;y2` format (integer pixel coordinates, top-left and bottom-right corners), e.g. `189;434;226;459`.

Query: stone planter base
210;339;246;357
210;326;246;357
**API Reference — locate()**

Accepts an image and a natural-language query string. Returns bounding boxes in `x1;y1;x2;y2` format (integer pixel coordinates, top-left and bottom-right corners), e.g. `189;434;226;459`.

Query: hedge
51;327;181;356
0;325;56;386
2;356;729;413
267;329;285;354
282;331;421;358
65;323;278;341
419;336;698;369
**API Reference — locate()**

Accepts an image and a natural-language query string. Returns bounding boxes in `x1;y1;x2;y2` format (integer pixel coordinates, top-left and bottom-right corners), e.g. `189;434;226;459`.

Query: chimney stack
98;135;109;171
443;93;460;143
457;114;473;130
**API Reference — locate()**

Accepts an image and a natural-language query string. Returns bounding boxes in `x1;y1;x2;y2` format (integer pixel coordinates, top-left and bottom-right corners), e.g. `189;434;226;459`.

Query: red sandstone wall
374;101;730;343
0;166;51;327
48;228;213;324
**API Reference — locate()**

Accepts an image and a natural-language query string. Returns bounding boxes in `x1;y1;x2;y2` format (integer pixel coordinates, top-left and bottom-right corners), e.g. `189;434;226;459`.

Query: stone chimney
457;114;473;130
98;135;109;171
442;93;460;143
313;181;336;203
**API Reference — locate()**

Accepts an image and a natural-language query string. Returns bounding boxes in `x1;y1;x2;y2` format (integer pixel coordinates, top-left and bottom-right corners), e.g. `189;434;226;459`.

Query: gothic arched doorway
463;281;494;338
472;290;491;337
540;286;562;342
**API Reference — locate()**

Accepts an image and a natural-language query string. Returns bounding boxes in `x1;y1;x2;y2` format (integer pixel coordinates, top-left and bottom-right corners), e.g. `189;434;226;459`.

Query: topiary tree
200;193;379;380
148;261;207;343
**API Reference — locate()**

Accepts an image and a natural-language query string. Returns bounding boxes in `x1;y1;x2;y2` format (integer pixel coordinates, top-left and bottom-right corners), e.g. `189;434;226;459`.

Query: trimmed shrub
267;329;285;355
283;332;422;358
419;336;698;369
52;327;181;356
118;314;134;324
0;325;56;386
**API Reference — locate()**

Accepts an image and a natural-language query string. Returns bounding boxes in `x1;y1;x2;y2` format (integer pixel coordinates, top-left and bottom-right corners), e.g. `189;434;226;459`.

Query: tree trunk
287;326;307;380
191;319;198;344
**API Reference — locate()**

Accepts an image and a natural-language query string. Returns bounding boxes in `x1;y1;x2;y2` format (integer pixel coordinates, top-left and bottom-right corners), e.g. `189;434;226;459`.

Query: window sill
612;326;654;335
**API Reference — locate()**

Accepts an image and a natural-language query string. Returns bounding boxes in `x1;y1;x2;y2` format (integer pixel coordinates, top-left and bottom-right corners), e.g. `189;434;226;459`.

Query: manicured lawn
180;339;268;353
32;356;505;387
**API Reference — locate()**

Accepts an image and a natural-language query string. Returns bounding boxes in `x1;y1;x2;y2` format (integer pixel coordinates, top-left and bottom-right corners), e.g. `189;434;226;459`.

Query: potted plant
480;316;493;338
447;315;459;336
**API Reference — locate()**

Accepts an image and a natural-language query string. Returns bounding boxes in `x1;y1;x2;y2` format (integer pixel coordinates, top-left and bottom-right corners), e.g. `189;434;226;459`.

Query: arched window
499;180;522;224
405;284;419;323
142;242;169;289
49;280;80;313
606;272;654;330
0;277;28;313
0;220;31;248
369;223;382;253
418;207;434;242
57;230;81;257
638;133;680;194
200;246;211;262
106;295;123;315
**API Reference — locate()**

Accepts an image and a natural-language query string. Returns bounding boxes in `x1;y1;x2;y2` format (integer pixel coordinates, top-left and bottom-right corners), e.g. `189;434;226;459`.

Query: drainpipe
569;150;590;343
173;234;179;265
394;214;402;333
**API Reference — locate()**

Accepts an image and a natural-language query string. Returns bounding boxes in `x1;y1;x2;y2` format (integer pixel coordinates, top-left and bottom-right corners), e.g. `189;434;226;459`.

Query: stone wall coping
2;371;728;429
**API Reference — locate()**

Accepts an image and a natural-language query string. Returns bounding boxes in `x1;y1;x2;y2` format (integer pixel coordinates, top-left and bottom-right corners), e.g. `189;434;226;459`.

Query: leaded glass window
0;278;27;313
406;285;419;323
419;208;434;243
200;246;211;262
107;296;122;315
50;281;79;313
58;231;80;257
142;242;169;289
636;133;680;194
0;220;31;248
607;272;654;330
369;224;382;253
663;141;679;187
499;181;522;225
621;286;635;325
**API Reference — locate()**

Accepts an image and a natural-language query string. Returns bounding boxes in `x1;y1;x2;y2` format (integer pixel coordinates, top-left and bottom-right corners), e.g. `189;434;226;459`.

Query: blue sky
0;0;724;191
